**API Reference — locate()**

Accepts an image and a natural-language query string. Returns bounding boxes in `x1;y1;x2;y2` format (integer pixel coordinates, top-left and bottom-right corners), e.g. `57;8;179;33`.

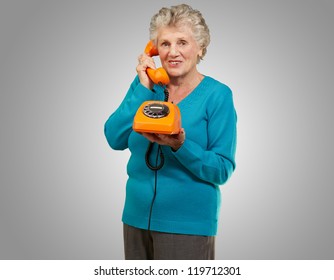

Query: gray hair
149;4;210;62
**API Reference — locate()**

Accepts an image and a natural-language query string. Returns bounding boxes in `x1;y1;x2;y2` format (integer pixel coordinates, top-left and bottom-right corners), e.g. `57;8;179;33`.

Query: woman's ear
197;48;204;63
197;48;203;58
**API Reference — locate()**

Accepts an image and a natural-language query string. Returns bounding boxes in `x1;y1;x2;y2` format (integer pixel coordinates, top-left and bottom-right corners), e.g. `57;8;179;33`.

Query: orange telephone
132;41;181;135
144;41;170;85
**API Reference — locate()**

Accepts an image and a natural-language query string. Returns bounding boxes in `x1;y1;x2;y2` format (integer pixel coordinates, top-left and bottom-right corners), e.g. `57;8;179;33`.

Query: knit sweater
104;75;237;236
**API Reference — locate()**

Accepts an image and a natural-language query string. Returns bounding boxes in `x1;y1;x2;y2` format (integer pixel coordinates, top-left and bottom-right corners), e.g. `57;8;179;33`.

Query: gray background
0;0;333;259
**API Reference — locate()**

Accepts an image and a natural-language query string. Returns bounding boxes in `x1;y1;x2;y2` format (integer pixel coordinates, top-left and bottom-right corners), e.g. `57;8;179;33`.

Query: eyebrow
159;37;189;42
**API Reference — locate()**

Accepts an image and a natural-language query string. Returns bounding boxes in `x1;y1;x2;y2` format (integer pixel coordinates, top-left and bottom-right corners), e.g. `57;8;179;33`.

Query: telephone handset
132;41;181;135
144;41;170;85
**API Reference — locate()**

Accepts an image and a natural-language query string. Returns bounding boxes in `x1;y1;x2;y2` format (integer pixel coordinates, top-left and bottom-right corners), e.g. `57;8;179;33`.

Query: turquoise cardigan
104;75;237;236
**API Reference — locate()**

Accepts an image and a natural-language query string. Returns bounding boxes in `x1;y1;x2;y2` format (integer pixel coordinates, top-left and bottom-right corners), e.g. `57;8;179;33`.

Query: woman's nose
169;45;179;56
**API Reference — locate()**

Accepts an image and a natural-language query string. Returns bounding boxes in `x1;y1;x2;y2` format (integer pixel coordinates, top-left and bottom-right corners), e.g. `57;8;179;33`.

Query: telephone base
133;101;181;135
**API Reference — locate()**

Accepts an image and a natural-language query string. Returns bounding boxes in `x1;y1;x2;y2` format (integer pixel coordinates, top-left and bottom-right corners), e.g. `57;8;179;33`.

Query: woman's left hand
141;128;185;151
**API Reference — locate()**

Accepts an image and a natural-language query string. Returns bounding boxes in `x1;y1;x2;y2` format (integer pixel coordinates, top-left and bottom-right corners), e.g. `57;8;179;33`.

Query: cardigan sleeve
172;86;237;186
104;76;154;150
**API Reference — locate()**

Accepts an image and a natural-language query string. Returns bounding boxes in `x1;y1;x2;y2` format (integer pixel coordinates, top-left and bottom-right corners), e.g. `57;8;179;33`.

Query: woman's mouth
168;60;182;66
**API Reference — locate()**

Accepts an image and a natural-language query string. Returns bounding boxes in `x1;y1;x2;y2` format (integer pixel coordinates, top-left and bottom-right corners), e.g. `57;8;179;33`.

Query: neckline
168;75;208;105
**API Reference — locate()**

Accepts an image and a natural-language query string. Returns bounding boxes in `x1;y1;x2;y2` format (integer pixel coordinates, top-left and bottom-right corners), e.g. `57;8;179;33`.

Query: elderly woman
104;4;237;260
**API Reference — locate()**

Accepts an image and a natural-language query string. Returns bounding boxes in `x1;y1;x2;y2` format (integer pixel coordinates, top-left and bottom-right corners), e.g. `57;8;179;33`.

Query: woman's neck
167;71;203;104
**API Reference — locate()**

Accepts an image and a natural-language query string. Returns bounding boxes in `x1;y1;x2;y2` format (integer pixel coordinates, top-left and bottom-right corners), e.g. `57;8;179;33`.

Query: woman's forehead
157;25;194;40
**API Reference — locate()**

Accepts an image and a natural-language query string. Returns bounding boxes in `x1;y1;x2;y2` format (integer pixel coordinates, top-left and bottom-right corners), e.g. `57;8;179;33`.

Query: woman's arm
104;76;154;150
173;88;237;186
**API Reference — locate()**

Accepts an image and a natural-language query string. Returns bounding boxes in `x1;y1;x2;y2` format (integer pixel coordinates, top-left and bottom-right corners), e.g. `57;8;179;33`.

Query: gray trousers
123;223;215;260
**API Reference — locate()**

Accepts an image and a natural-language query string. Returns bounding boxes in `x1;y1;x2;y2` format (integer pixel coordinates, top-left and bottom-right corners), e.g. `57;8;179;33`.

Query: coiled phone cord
145;142;164;171
145;86;169;171
163;87;169;102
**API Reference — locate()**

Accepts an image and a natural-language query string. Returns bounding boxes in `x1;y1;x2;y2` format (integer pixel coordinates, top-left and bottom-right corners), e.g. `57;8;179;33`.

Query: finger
138;54;156;69
141;132;160;143
180;128;185;139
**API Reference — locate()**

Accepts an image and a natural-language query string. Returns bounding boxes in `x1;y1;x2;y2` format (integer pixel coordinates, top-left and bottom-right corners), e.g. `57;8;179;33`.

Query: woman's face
156;25;203;79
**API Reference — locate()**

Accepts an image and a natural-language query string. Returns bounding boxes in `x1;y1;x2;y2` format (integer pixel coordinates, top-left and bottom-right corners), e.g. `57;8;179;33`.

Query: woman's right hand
136;53;156;90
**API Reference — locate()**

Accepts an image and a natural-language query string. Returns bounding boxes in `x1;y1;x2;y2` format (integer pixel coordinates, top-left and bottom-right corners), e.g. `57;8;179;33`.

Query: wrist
171;140;184;152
